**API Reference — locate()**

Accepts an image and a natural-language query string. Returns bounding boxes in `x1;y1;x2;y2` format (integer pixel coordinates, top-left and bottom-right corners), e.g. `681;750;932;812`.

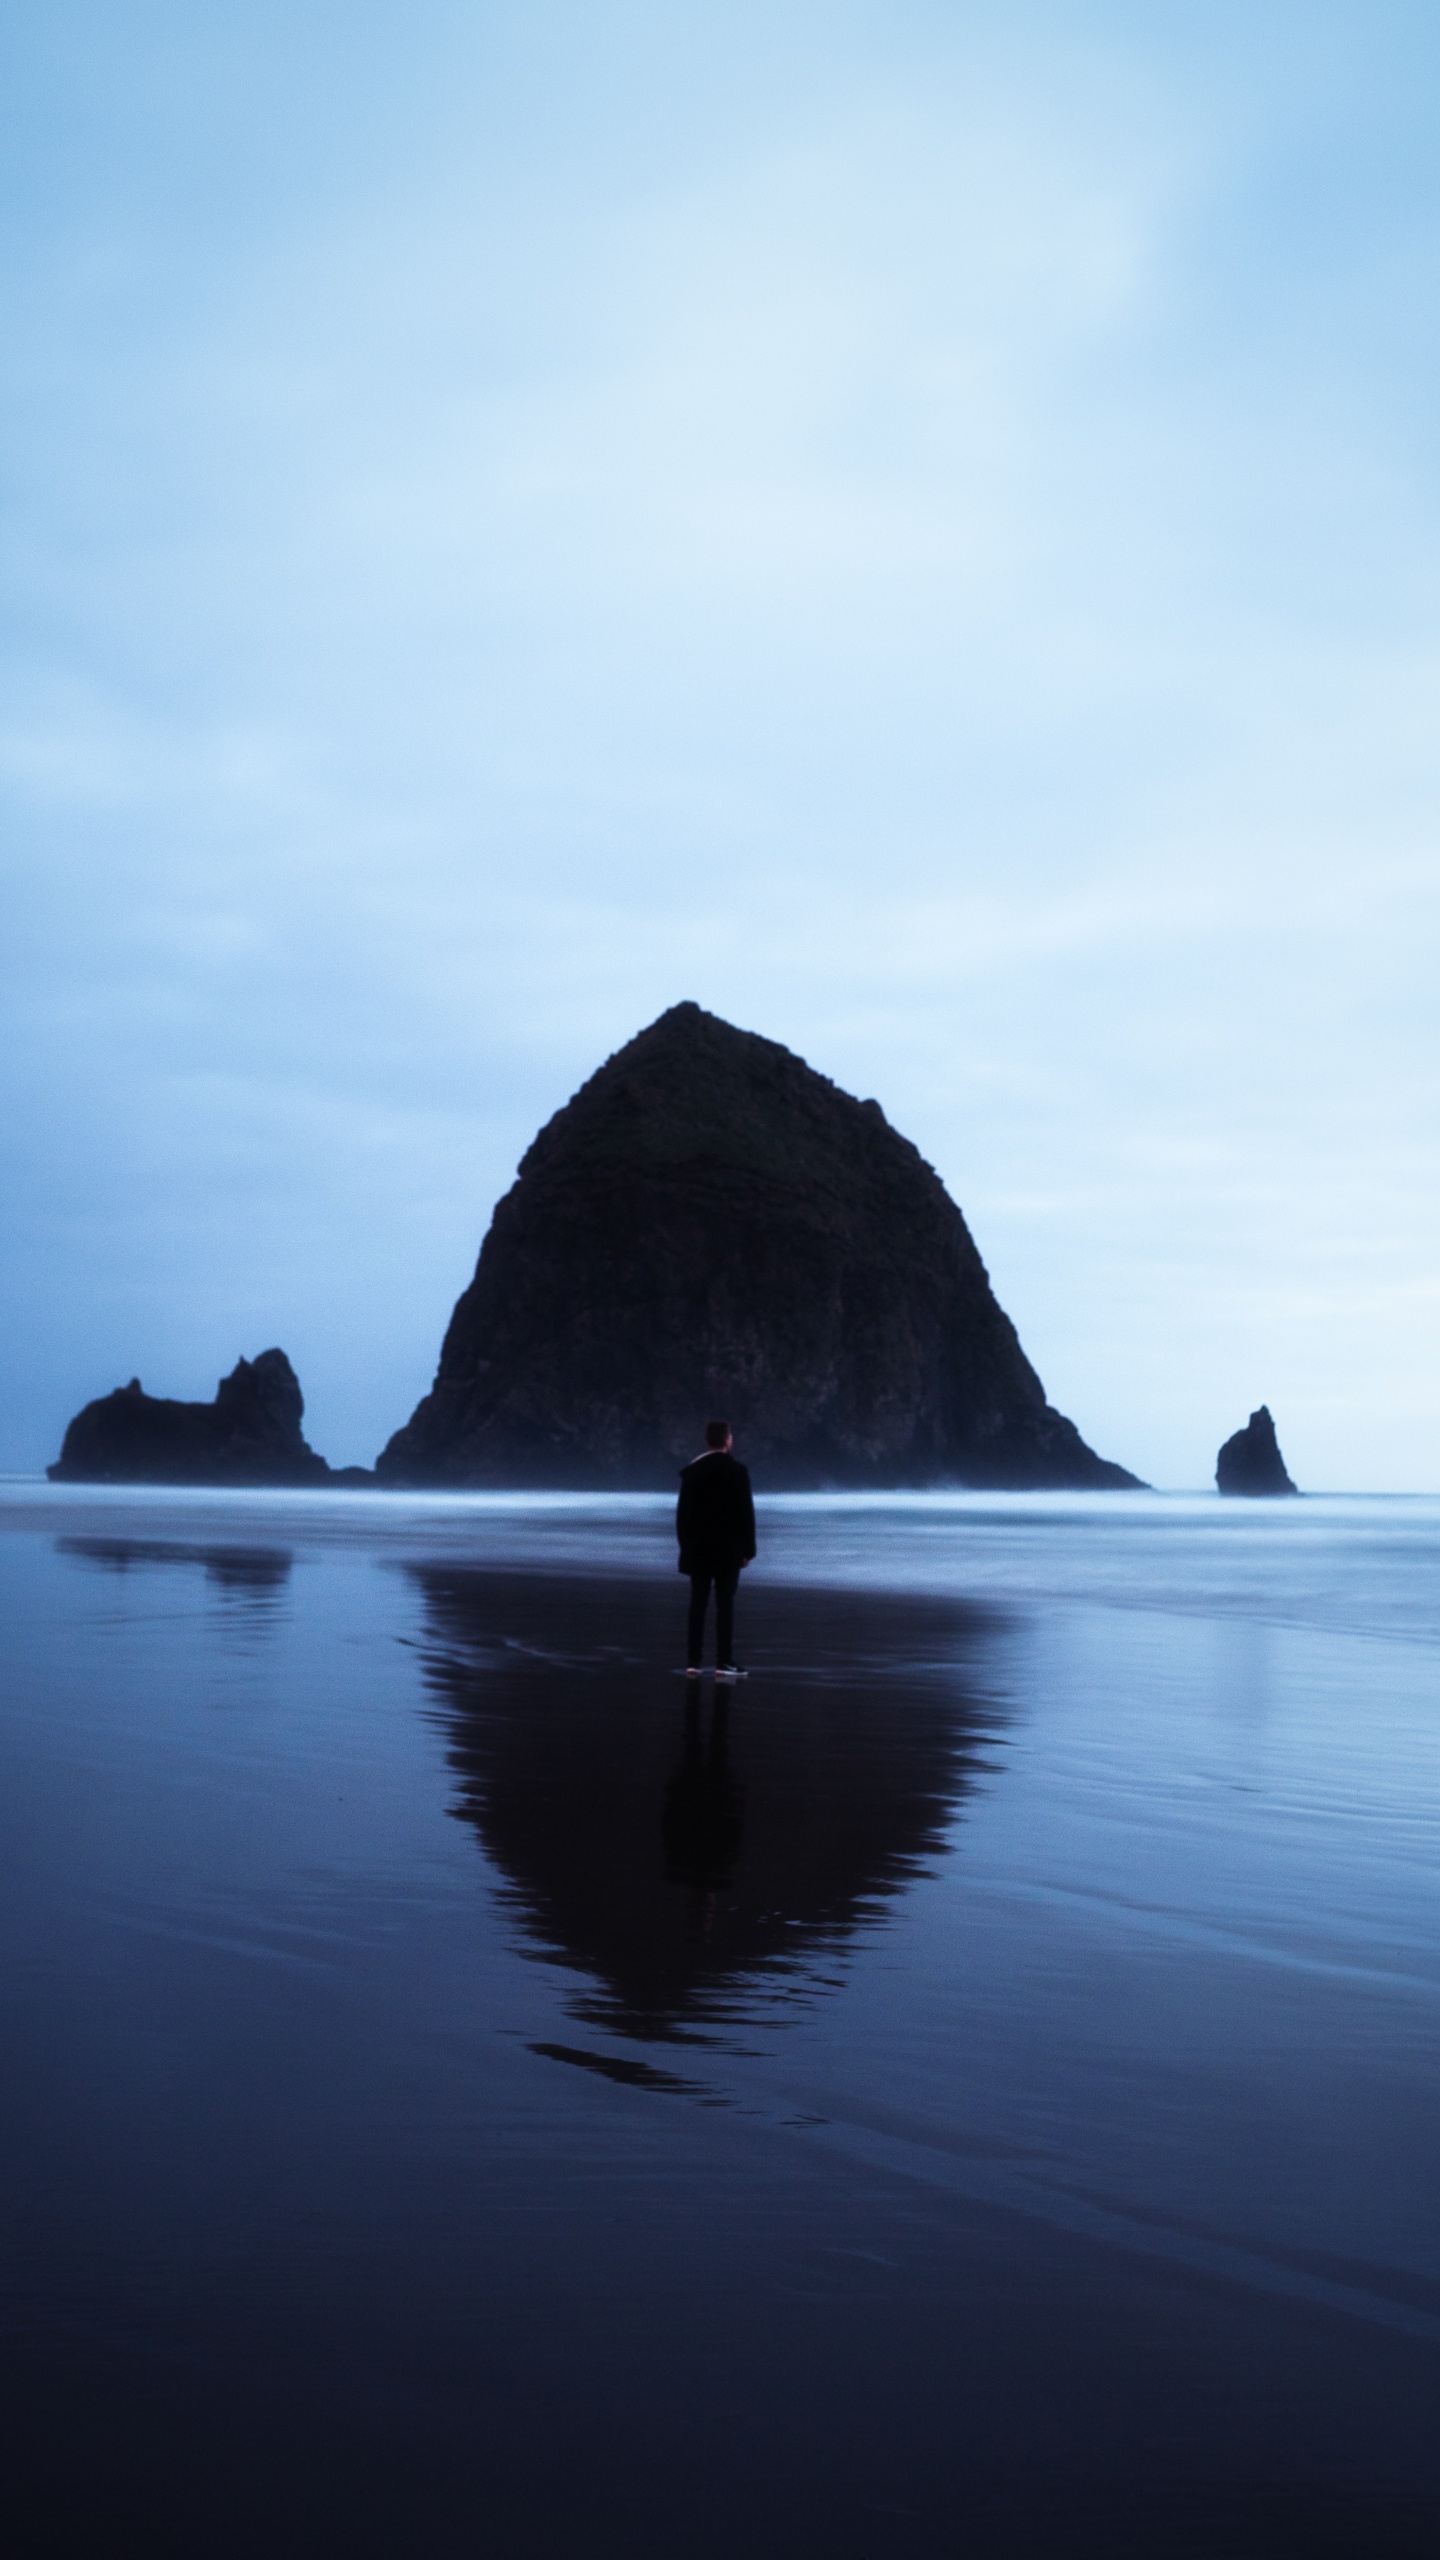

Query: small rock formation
377;1002;1140;1490
1216;1405;1297;1497
48;1350;335;1487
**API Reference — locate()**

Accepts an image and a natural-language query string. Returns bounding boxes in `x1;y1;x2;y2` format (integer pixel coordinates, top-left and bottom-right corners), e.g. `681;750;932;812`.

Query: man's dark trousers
687;1564;740;1672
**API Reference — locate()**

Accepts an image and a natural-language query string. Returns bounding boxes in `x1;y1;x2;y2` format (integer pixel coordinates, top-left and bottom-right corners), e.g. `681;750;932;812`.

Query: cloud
3;0;1439;1481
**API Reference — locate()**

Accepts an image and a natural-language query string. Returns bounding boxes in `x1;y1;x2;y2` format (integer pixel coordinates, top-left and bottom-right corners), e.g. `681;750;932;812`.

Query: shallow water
3;1484;1439;2556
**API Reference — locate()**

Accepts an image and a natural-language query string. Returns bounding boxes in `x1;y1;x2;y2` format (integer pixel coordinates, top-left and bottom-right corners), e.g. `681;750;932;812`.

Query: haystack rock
1215;1405;1297;1497
377;1005;1139;1491
48;1350;336;1487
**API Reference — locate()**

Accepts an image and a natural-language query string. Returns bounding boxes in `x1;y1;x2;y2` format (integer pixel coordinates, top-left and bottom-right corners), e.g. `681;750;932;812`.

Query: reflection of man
663;1691;746;1928
676;1420;756;1679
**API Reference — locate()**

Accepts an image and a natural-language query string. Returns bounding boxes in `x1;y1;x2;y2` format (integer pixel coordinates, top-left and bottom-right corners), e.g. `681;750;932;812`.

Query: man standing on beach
677;1421;756;1679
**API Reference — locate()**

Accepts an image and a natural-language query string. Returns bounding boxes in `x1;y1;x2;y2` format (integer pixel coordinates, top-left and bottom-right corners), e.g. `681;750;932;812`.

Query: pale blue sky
4;1;1438;1485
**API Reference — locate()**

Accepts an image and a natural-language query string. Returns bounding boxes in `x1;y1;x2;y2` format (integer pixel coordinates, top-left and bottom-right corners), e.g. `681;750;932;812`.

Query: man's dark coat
676;1450;757;1575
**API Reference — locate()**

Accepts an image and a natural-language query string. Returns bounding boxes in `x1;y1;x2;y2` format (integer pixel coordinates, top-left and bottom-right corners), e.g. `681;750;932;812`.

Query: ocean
3;1483;1438;2556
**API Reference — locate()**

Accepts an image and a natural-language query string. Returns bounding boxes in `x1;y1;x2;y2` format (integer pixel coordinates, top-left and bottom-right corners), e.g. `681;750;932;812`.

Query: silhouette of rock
1216;1405;1297;1497
47;1350;333;1486
413;1565;998;2044
378;1003;1139;1489
58;1535;294;1597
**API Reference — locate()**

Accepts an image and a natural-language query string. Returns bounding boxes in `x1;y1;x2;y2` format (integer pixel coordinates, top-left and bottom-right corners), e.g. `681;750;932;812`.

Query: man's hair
704;1419;730;1449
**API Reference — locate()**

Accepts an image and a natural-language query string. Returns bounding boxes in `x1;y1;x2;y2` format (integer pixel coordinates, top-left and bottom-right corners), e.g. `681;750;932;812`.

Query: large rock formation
378;1004;1139;1490
48;1350;335;1487
1216;1405;1297;1497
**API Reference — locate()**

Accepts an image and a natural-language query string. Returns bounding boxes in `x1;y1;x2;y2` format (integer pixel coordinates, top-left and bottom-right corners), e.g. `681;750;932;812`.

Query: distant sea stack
1216;1405;1297;1498
377;1005;1140;1492
49;1350;339;1487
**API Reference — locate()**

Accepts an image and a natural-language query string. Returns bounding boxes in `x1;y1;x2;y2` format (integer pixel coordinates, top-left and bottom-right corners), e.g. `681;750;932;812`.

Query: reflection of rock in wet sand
57;1537;294;1599
413;1567;1002;2044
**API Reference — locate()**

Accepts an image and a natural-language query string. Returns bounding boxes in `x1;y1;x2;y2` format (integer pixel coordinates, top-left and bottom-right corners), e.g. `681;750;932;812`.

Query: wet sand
3;1488;1439;2555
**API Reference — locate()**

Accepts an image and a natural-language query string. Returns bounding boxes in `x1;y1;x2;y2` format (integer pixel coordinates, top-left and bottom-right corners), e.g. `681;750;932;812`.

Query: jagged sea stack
378;1006;1138;1491
48;1350;333;1487
1216;1405;1297;1497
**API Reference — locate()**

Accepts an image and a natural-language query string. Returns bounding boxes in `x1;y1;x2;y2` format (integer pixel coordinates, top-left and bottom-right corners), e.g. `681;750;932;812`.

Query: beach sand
3;1488;1439;2555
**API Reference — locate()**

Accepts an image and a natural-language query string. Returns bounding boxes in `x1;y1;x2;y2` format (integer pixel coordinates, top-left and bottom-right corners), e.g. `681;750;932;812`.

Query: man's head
704;1419;732;1451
